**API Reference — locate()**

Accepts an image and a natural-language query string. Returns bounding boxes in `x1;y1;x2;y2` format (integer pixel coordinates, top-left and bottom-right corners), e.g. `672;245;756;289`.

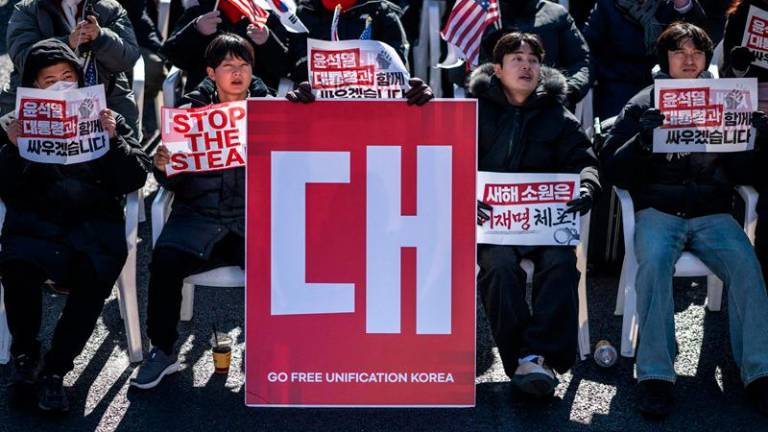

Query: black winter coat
582;0;706;118
288;0;409;82
0;114;150;286
160;0;289;92
722;0;768;81
601;84;760;218
468;64;600;191
153;76;269;259
480;0;593;105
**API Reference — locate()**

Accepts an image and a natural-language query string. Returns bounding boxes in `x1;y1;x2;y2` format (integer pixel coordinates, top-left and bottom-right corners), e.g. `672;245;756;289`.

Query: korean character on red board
63;118;77;136
312;51;329;69
340;51;358;68
677;91;693;108
537;183;554;201
512;207;531;230
37;102;52;117
553;183;572;201
661;91;678;109
690;90;707;107
37;120;51;136
326;52;342;69
520;184;538;202
22;119;37;135
692;109;707;125
706;107;721;124
750;33;763;49
341;70;358;85
752;16;766;36
491;210;512;230
50;102;64;119
50;120;64;137
22;100;38;118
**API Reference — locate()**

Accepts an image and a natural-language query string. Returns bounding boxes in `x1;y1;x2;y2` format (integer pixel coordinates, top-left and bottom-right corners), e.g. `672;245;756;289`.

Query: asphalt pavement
0;5;767;429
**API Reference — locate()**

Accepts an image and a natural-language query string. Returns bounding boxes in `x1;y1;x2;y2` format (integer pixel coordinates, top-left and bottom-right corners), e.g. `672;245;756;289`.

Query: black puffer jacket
153;76;269;258
722;0;768;81
288;0;409;82
480;0;593;105
0;40;150;285
601;84;760;218
469;63;600;191
160;0;289;92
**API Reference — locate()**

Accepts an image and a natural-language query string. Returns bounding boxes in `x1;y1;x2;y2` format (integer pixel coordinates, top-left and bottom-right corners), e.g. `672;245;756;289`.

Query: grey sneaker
38;374;69;412
130;347;181;390
511;355;558;397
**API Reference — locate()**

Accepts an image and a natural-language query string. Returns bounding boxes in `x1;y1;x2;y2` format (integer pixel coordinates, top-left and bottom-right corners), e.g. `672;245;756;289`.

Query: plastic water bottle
593;340;618;368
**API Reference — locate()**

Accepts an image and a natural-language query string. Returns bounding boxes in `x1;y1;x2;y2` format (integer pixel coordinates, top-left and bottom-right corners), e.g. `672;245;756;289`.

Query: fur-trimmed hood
467;63;569;109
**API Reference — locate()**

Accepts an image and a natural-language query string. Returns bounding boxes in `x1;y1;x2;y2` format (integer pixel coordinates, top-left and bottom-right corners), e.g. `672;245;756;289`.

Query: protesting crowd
0;0;767;422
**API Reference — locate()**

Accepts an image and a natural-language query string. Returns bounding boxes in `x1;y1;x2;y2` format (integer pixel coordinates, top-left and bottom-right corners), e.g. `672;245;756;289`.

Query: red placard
245;99;477;407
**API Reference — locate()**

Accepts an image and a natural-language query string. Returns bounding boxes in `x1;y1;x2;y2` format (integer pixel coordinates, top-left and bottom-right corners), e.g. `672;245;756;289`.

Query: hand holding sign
7;119;20;146
154;144;170;173
404;77;434;106
286;81;315;103
638;108;665;152
99;109;116;138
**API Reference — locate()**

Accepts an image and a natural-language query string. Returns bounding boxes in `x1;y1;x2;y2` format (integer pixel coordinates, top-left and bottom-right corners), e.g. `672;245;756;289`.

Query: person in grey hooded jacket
1;0;141;138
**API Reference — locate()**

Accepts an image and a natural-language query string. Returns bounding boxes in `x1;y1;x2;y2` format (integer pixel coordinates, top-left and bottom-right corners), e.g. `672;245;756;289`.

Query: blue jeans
634;208;768;385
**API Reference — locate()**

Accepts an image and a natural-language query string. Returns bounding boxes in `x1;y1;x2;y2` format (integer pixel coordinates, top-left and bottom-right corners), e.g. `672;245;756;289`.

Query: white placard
307;38;410;99
477;172;580;246
15;85;108;164
653;78;757;153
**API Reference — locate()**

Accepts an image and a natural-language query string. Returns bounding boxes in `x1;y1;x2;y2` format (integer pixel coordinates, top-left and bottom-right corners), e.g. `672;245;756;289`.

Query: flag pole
213;0;220;12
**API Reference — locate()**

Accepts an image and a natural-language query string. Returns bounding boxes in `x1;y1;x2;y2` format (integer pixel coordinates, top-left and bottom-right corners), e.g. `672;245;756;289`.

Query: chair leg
615;257;630;316
180;283;194;322
705;274;723;312
577;264;591;360
620;275;639;357
0;282;11;364
117;256;143;363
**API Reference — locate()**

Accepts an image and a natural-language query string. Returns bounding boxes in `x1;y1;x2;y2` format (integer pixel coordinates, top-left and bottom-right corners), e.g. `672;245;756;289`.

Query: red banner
245;99;477;406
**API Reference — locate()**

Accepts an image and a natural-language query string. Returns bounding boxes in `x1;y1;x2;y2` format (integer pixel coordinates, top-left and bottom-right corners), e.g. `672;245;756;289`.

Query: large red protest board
245;99;476;407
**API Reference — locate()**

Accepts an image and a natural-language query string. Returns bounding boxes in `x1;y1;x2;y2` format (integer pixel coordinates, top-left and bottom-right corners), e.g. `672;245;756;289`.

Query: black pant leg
42;256;114;376
0;260;47;359
525;246;579;373
146;246;206;354
477;244;528;378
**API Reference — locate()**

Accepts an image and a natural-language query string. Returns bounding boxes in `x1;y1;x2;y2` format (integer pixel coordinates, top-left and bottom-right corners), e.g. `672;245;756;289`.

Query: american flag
219;0;269;28
440;0;500;66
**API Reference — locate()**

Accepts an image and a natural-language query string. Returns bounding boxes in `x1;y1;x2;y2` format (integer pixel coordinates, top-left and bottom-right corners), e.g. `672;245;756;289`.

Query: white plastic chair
476;211;592;361
520;211;592;360
157;0;172;40
151;188;244;321
613;185;758;357
0;189;144;364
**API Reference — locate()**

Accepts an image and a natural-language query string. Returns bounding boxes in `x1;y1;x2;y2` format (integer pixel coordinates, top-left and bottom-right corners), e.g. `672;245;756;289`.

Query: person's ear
493;64;502;76
206;66;216;81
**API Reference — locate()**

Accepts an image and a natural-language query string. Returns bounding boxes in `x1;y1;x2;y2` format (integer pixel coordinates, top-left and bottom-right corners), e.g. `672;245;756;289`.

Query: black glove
637;108;665;152
286;81;315;103
753;111;768;137
565;185;595;216
405;77;434;106
477;200;493;226
731;46;754;72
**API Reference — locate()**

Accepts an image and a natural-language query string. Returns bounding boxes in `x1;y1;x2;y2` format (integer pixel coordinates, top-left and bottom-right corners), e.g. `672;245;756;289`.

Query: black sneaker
637;379;674;419
129;347;181;390
37;374;69;413
747;377;768;417
12;353;39;388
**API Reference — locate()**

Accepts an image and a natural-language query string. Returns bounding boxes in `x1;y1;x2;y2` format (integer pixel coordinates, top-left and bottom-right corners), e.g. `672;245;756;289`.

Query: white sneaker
511;355;558;397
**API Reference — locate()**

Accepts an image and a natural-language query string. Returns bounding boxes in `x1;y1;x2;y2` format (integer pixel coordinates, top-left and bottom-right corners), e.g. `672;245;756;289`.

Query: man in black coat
471;32;599;399
601;22;768;419
480;0;593;106
131;33;269;390
0;38;150;412
160;0;289;92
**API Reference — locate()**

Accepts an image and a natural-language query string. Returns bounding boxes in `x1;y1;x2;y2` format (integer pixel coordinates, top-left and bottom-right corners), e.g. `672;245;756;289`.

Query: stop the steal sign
245;99;476;407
